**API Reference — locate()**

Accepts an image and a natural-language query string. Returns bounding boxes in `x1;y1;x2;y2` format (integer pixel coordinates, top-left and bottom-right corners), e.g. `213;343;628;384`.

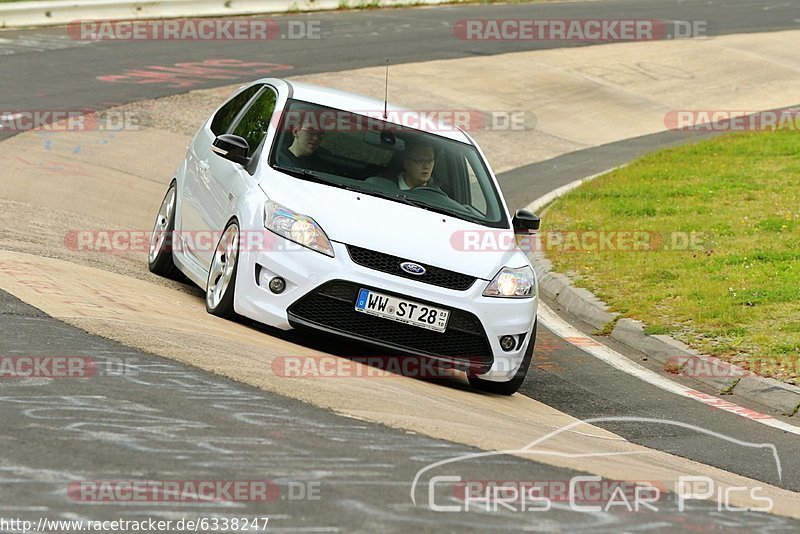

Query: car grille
346;245;477;291
287;281;493;371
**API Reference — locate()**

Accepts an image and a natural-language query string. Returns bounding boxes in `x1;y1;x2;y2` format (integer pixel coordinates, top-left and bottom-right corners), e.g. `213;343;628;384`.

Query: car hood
260;174;527;280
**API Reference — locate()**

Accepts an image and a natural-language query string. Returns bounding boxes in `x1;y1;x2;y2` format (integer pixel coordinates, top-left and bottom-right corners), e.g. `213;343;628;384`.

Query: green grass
593;316;620;337
543;129;800;383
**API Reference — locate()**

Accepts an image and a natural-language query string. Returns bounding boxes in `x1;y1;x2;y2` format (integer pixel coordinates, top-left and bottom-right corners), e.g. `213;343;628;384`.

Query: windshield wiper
396;195;480;222
361;189;418;206
359;190;449;215
273;165;360;192
358;189;480;222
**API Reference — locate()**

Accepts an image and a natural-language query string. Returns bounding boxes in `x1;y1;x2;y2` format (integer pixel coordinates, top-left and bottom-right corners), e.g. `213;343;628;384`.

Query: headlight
483;266;535;298
264;200;334;257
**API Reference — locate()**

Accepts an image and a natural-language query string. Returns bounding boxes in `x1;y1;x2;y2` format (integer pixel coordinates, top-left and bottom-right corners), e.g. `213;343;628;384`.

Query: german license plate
355;289;449;333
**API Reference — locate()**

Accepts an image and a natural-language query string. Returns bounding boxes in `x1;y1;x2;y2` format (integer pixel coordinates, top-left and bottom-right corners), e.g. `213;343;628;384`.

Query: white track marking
538;303;800;436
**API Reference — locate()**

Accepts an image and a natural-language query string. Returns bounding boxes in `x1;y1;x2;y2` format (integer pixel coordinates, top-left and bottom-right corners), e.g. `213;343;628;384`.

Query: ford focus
148;78;541;394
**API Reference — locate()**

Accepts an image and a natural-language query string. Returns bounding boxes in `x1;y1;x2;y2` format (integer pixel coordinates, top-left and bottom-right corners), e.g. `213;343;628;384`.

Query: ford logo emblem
400;262;426;276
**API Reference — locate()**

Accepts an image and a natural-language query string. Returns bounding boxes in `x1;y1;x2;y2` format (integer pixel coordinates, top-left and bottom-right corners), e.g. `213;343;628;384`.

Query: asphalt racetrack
1;0;799;531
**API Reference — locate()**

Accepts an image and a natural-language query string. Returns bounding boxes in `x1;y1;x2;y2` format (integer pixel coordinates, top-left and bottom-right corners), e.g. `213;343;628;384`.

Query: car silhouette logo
400;262;426;276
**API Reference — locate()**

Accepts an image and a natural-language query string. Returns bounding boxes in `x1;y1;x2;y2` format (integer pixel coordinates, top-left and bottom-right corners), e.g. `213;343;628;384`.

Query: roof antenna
383;59;389;120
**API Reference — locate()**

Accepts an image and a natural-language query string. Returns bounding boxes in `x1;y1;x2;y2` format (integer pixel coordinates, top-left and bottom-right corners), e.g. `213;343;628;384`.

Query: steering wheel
411;186;449;197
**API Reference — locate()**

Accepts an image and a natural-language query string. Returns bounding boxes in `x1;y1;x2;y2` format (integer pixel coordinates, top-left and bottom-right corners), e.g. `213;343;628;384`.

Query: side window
210;85;261;136
467;158;487;214
231;88;277;151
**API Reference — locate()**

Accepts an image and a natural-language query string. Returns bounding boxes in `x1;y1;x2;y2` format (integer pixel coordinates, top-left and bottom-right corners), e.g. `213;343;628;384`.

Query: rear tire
468;320;537;395
206;220;240;319
148;181;181;279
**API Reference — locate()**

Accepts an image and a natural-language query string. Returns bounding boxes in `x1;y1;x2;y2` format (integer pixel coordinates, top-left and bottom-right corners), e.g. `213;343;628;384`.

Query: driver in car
399;139;438;190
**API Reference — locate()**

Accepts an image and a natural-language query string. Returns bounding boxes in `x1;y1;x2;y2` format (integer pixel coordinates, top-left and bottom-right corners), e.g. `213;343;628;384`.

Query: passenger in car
276;125;336;173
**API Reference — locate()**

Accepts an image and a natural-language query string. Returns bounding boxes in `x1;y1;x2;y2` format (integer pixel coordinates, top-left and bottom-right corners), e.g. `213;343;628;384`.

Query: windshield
268;99;509;228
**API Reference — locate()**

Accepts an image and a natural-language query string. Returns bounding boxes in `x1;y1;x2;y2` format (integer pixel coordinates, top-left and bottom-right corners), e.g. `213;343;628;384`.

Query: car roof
255;78;473;144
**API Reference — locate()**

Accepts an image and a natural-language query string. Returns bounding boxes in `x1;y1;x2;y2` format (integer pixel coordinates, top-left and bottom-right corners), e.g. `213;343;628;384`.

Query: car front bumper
234;239;537;381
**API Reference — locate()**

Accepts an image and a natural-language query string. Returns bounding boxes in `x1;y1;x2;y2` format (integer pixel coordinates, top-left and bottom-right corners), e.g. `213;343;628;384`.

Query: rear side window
231;88;277;151
210;85;261;136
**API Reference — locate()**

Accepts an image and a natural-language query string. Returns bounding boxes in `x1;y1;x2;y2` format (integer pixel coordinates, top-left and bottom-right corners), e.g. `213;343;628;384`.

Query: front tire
468;320;537;395
148;181;181;279
206;220;240;319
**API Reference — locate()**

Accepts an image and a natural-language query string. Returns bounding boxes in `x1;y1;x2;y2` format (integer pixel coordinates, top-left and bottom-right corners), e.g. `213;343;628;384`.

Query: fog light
268;277;286;294
500;335;516;352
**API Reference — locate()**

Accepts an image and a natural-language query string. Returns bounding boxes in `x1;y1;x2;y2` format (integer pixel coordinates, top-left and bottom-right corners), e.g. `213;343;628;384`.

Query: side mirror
512;209;541;233
212;134;250;166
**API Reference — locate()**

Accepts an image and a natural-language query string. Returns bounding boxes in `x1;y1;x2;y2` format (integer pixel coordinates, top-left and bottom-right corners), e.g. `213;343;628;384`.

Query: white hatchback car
148;78;540;394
